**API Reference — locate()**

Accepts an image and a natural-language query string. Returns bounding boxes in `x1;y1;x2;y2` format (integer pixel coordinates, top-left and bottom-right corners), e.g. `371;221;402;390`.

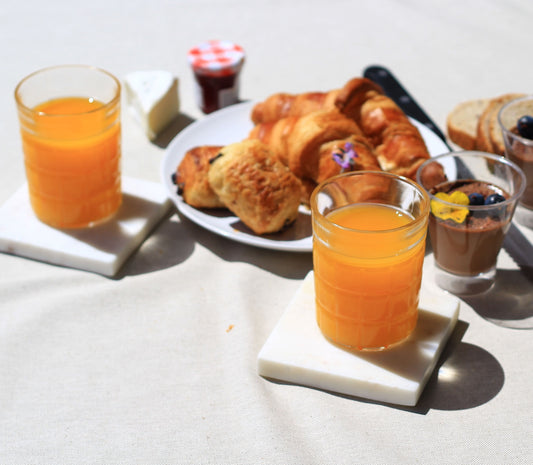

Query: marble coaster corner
0;177;173;276
257;271;460;406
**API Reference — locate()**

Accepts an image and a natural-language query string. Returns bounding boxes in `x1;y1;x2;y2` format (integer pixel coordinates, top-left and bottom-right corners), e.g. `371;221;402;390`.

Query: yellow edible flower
430;191;470;223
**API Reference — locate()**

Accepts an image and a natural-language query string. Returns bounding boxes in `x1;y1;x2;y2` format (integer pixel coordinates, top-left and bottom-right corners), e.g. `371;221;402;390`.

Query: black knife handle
363;65;449;147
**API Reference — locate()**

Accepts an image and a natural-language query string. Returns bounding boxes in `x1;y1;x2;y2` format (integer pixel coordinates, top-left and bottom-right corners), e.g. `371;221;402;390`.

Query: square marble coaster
257;271;460;406
0;177;173;276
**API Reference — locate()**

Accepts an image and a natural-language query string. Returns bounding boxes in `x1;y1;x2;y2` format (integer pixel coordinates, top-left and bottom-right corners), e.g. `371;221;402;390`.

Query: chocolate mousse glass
417;151;525;295
498;96;533;228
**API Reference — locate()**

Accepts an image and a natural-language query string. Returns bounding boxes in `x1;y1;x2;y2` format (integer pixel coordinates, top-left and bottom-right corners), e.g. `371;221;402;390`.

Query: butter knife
363;65;448;146
363;64;532;274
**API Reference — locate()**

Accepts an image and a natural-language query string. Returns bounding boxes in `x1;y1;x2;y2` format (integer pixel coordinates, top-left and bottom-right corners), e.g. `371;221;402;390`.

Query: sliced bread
477;93;524;154
489;94;524;155
447;94;525;154
447;98;490;150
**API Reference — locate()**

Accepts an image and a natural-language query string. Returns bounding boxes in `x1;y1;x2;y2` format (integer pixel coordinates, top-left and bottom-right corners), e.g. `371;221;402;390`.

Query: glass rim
310;170;430;234
14;64;121;117
416;151;526;209
498;95;533;146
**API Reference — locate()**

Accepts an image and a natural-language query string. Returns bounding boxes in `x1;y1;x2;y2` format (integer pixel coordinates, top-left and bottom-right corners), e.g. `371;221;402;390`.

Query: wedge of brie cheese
124;70;180;141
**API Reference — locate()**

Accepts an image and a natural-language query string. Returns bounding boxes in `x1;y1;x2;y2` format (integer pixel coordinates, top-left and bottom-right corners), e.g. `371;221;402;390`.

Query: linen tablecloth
1;1;532;463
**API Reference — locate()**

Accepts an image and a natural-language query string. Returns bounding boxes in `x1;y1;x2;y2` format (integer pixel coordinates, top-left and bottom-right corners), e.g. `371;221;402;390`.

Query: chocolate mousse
428;179;511;276
508;124;533;209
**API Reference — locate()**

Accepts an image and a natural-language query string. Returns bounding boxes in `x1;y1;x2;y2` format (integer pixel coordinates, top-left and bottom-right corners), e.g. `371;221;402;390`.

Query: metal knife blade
363;64;532;276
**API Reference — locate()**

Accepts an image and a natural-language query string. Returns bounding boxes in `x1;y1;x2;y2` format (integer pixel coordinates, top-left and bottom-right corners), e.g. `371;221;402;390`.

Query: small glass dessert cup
417;151;526;295
310;171;430;351
498;96;533;228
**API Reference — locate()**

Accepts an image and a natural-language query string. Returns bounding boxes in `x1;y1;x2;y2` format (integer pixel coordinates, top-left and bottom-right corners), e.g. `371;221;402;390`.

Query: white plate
161;101;450;252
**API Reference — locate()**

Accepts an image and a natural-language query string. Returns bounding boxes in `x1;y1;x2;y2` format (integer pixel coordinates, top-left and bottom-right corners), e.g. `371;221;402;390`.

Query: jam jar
187;40;245;114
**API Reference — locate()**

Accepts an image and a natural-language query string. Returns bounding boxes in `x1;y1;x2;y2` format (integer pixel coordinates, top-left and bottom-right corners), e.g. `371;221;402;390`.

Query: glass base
515;204;533;229
458;270;533;329
36;207;120;230
434;265;496;296
321;330;413;352
30;192;122;230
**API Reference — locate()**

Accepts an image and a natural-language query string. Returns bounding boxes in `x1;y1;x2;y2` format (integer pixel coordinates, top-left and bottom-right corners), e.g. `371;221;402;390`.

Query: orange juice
20;96;121;228
15;65;121;229
314;203;427;350
312;192;429;351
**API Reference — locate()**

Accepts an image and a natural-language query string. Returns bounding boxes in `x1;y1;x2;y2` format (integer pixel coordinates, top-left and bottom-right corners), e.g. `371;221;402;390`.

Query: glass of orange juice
310;171;430;351
15;65;122;229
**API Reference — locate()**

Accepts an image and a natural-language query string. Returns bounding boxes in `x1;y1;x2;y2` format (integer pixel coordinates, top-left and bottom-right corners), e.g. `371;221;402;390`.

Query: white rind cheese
124;70;180;141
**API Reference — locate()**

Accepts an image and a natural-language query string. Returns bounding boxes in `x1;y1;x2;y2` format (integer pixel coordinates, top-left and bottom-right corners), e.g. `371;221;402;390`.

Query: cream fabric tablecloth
1;1;532;463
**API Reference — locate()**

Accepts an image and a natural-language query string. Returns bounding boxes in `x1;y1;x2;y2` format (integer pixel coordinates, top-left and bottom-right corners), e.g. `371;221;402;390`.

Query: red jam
188;40;245;114
193;72;240;114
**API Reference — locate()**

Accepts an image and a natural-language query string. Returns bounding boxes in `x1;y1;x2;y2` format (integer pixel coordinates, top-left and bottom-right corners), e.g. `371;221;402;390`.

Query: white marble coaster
0;177;173;276
258;271;460;406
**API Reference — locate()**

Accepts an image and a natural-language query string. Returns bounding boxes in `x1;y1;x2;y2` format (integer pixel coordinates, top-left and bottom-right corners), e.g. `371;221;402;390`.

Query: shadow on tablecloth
413;320;504;412
116;211;194;278
461;268;533;329
117;210;313;280
175;210;314;280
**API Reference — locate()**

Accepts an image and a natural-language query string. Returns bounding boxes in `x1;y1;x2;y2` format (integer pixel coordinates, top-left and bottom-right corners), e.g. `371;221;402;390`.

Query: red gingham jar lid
188;40;245;77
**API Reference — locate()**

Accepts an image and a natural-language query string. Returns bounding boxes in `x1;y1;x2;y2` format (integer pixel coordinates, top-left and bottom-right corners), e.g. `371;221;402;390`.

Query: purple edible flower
332;142;358;171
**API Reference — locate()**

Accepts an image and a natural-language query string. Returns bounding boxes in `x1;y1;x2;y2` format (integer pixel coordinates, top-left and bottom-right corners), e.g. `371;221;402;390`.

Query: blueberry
468;192;485;205
484;193;506;205
517;115;533;139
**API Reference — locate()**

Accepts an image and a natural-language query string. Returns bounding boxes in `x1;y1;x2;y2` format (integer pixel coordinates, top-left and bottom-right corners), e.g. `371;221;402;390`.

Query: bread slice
477;93;524;154
447;99;490;150
489;94;524;155
447;94;525;154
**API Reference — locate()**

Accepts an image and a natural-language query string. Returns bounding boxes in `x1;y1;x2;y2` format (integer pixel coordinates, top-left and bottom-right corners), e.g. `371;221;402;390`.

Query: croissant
314;134;382;183
358;94;431;179
248;109;380;185
333;77;384;121
175;77;431;225
250;90;340;125
250;77;383;125
357;93;411;139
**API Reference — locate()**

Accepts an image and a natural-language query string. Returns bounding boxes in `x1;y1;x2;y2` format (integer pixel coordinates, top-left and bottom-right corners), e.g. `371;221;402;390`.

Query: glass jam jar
187;40;245;114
